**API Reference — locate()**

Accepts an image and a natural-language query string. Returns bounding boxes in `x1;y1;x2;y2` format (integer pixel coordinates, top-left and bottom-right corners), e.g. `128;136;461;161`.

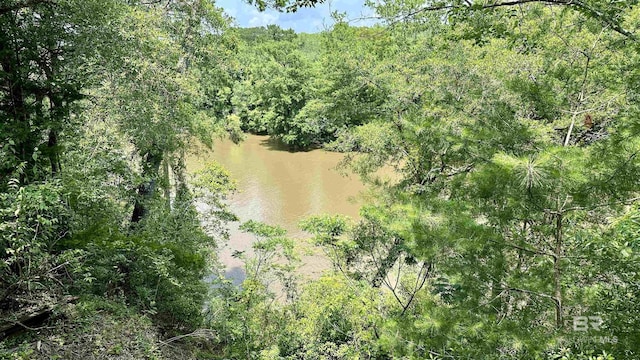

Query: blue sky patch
216;0;375;33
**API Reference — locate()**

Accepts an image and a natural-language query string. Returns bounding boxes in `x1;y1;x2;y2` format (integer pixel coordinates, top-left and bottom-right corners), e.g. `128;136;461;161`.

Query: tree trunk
131;150;163;223
553;213;563;328
1;38;31;183
0;296;78;341
47;129;59;176
172;154;190;203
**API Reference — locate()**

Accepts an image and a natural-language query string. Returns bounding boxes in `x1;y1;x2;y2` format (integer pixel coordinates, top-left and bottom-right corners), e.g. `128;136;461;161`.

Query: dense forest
1;0;640;359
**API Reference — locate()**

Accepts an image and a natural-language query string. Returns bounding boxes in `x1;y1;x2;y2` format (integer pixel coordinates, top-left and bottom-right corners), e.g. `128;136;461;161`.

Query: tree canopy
1;0;639;359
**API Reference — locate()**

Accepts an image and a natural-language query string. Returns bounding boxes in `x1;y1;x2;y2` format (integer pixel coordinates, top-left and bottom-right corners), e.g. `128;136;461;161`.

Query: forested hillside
1;0;639;359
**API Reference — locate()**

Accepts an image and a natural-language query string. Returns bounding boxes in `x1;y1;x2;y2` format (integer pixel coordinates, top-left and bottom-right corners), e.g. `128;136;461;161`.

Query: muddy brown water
187;134;366;286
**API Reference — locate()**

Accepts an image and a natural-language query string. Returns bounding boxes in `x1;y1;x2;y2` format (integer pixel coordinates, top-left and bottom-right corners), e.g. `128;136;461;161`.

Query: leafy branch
387;0;637;40
0;0;55;15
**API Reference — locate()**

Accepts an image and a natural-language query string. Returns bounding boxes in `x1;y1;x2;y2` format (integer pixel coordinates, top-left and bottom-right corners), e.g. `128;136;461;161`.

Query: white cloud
224;7;238;18
248;9;280;27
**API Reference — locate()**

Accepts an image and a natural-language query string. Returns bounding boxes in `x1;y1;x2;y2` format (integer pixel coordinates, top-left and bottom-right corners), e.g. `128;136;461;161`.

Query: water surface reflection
188;135;365;284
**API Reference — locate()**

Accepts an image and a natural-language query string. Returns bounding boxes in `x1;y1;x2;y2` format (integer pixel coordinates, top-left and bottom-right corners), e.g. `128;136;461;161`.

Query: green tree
1;0;239;335
321;3;640;357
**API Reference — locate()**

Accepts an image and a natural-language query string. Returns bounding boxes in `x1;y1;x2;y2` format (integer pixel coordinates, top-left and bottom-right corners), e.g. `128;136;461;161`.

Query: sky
215;0;376;33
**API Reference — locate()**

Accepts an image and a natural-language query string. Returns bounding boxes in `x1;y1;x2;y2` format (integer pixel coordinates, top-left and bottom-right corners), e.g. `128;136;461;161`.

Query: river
187;134;366;285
